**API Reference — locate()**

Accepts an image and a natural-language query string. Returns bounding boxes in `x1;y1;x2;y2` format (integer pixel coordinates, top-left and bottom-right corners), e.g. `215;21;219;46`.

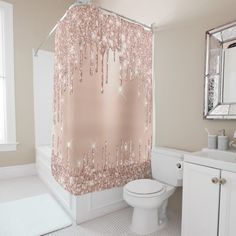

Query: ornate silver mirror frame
204;21;236;119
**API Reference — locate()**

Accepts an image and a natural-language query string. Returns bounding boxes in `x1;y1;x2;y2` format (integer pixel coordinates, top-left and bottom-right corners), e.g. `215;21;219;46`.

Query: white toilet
123;147;187;235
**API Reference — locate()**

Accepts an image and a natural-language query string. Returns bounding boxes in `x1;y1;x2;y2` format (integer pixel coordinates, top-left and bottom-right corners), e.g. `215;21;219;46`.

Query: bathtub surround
33;50;54;146
52;5;153;195
36;145;128;223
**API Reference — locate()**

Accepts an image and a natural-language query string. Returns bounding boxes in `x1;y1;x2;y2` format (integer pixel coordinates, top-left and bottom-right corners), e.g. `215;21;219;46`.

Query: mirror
204;21;236;119
223;45;236;103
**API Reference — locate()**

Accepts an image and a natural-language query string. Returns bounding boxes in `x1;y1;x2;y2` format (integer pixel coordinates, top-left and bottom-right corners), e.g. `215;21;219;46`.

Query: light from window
0;8;6;143
0;1;16;151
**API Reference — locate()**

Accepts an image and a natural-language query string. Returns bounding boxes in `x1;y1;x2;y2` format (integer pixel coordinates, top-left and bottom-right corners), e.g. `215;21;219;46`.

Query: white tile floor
0;176;181;236
47;208;181;236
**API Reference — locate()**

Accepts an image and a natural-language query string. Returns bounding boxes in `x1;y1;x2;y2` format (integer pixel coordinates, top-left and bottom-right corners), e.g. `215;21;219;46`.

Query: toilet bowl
123;179;175;235
123;147;187;235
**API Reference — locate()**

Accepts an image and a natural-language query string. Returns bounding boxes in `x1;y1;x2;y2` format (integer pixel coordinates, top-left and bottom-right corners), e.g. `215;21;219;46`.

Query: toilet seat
124;179;166;198
123;179;176;235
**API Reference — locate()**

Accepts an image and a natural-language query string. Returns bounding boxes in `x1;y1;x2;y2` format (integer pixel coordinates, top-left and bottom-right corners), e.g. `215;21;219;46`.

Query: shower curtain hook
151;23;158;32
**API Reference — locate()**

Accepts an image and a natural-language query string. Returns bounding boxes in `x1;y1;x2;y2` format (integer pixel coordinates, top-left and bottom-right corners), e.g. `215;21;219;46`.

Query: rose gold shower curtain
52;5;153;195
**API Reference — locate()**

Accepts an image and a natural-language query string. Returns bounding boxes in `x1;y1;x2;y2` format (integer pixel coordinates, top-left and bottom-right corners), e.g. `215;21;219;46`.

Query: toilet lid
125;179;164;195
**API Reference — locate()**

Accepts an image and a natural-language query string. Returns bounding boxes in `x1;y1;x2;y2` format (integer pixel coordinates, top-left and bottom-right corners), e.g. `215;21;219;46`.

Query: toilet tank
151;147;188;187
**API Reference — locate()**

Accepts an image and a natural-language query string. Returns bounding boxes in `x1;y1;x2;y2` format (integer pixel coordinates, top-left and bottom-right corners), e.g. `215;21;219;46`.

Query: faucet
229;130;236;148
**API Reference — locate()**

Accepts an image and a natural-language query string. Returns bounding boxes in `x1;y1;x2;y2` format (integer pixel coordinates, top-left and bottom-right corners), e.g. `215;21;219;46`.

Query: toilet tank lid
152;146;189;158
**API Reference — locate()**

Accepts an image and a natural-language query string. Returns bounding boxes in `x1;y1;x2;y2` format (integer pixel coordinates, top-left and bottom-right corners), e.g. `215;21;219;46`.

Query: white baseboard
0;163;37;180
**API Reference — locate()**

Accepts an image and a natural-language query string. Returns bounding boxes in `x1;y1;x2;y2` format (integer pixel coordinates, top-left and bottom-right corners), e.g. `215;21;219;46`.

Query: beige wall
0;0;73;167
95;0;236;212
155;20;236;152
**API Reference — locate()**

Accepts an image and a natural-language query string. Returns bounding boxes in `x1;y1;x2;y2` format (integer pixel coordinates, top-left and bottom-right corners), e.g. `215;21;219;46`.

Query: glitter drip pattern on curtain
52;5;153;195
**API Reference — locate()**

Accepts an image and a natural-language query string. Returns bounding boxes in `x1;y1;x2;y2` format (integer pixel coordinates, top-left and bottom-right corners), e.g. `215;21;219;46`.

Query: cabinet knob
219;178;227;185
211;177;219;184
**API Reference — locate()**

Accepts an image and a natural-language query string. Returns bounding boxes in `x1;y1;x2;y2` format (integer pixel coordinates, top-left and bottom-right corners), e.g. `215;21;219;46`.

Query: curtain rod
34;3;152;57
99;7;152;30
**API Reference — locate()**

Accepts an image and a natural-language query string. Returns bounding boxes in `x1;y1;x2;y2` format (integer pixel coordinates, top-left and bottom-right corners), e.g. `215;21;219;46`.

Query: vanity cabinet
219;170;236;236
182;162;236;236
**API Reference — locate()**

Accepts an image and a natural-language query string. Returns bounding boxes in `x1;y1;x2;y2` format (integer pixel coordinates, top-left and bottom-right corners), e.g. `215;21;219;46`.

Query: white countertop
184;148;236;173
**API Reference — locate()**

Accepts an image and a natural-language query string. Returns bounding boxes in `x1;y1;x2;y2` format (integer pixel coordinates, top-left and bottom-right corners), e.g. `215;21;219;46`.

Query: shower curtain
52;5;153;195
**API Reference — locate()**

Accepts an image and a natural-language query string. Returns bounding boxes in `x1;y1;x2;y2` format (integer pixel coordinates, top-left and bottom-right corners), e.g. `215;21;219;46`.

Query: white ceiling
94;0;236;28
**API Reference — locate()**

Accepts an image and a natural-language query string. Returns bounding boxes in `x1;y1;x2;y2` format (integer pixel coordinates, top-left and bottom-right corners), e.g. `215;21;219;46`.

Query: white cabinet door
219;171;236;236
181;163;220;236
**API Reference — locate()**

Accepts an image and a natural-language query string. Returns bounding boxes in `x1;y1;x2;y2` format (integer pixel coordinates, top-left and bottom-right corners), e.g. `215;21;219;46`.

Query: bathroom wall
95;0;236;213
0;0;73;167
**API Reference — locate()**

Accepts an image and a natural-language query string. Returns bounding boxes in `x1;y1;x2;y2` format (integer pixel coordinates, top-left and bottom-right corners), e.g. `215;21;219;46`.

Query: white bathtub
36;145;127;224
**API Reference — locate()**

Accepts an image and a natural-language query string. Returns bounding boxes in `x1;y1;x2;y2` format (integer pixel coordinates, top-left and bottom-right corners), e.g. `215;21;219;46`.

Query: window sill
0;142;18;152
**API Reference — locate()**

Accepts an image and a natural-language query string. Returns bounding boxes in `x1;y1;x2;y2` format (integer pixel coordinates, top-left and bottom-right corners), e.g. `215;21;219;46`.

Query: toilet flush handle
176;163;182;169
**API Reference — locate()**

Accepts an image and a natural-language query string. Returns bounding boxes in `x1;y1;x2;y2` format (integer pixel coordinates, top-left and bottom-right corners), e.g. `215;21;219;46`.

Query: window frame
0;1;17;152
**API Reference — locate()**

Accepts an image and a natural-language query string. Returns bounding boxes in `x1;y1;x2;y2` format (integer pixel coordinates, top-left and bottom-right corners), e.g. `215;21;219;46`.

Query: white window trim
0;1;17;152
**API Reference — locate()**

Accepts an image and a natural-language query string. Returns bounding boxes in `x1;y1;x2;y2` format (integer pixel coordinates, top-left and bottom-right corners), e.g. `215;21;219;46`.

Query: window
0;1;16;151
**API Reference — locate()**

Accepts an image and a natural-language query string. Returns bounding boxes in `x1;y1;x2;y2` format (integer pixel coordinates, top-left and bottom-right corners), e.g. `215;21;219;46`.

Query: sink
184;148;236;172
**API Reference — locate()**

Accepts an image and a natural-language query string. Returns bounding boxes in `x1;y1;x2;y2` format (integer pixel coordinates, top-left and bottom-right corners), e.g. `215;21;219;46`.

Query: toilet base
130;207;167;235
